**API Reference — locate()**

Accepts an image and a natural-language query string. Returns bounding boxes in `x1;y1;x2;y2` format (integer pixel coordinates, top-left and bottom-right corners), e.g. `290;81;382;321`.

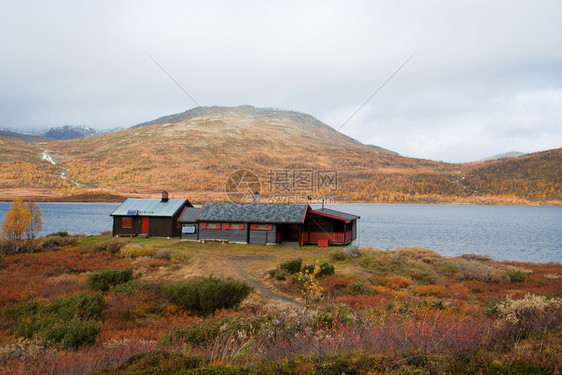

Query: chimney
253;191;260;204
161;190;169;203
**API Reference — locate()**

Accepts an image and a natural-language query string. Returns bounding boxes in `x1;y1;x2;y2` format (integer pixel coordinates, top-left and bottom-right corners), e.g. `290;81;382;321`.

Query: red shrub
334;294;390;309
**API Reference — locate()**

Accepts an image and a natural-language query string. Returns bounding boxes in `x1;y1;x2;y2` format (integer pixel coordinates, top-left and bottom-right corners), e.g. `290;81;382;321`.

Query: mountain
0;129;51;142
479;151;526;162
44;125;98;140
0;105;560;204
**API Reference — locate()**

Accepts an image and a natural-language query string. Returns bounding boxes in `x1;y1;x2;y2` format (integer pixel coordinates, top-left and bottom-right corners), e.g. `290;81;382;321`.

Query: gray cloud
0;0;560;162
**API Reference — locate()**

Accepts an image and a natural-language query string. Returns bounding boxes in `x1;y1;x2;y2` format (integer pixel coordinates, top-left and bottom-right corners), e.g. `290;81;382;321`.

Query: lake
0;202;560;263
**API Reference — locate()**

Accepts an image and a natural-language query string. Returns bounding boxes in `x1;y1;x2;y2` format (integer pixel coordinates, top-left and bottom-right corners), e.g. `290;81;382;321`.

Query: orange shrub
411;284;448;297
385;276;413;290
320;275;352;290
448;283;470;299
333;294;390;309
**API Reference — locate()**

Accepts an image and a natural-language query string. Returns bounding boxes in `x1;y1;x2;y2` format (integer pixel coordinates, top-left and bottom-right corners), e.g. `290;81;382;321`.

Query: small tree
1;199;32;250
1;199;43;252
25;202;43;241
297;260;324;313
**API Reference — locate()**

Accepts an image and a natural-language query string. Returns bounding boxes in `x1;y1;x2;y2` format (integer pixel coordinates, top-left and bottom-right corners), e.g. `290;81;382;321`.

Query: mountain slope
0;106;559;204
465;148;562;201
0;130;51;142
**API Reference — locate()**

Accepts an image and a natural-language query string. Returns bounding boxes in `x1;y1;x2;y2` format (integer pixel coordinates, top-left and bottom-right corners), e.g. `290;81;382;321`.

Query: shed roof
310;208;361;222
111;198;189;217
193;202;308;224
179;207;201;223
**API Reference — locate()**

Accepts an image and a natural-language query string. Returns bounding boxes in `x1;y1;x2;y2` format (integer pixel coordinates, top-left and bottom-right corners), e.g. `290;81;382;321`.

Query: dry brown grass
395;247;443;263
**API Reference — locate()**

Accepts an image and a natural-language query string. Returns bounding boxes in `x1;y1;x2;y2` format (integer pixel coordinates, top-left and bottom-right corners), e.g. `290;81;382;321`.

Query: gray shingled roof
193;202;308;224
179;207;201;222
111;198;188;217
311;208;360;221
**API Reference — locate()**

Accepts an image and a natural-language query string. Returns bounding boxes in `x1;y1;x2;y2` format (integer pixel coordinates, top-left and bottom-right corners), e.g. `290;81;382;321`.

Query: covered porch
301;208;359;247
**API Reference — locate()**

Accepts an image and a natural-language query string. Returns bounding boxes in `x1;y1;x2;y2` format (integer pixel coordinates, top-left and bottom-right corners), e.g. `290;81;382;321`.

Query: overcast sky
1;1;561;162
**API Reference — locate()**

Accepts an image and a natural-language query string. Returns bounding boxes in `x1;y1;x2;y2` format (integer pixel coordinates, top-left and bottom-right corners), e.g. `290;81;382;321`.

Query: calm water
0;202;120;237
0;202;560;263
320;203;561;263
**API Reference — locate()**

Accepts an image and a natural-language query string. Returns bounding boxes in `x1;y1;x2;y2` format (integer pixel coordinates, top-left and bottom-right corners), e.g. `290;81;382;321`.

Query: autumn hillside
0;105;560;204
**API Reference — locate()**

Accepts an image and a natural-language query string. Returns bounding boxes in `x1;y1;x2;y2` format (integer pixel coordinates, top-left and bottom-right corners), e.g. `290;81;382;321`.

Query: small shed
179;207;201;241
111;192;192;238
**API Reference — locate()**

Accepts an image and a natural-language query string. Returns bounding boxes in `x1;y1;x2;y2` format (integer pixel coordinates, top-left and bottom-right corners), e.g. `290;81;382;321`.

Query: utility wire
331;53;416;137
146;52;201;108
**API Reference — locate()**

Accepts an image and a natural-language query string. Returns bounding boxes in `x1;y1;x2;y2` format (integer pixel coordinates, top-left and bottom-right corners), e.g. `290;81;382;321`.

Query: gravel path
229;255;305;309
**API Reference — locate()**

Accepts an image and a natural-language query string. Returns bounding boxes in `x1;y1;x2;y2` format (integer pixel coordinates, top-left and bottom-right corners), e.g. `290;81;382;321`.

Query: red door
142;217;149;233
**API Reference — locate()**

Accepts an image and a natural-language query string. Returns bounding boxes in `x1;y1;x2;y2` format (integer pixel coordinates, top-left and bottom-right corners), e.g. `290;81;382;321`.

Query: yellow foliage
298;260;324;312
1;198;32;243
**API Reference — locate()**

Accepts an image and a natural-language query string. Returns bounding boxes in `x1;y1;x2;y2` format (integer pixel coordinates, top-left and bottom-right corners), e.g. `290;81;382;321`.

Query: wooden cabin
111;191;193;238
179;202;359;247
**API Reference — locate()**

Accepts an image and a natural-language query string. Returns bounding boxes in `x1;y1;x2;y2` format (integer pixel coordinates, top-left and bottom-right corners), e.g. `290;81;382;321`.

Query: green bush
303;262;335;277
268;269;287;281
45;319;101;348
509;270;527;282
162;277;253;314
348;281;366;294
92;238;131;254
38;236;78;249
3;293;104;348
434;260;459;275
46;231;68;237
43;292;104;319
280;258;302;274
88;268;133;291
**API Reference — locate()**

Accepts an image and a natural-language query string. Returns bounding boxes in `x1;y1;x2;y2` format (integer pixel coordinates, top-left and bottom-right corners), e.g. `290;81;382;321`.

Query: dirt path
229;255;306;309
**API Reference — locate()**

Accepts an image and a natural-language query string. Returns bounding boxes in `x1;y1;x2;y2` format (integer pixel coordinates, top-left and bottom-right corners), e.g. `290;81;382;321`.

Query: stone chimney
161;190;169;203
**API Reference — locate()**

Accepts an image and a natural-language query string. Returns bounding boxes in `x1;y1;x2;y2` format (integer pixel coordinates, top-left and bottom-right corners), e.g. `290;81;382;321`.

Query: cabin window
122;217;132;228
225;223;244;230
203;222;221;229
182;225;196;234
251;224;272;231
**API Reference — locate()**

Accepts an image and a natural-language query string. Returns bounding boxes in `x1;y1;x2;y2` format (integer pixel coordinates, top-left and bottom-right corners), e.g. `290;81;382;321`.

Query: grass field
0;236;560;374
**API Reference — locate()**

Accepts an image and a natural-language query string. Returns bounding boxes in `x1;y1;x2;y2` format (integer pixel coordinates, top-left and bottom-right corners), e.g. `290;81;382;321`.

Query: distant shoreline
1;196;560;206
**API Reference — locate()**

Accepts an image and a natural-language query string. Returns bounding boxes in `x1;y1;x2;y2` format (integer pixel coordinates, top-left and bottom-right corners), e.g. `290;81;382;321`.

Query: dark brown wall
113;216;143;236
113;215;182;237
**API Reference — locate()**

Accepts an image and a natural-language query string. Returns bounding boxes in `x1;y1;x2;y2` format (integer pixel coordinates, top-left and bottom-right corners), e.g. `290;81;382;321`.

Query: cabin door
142;217;149;233
290;225;300;240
